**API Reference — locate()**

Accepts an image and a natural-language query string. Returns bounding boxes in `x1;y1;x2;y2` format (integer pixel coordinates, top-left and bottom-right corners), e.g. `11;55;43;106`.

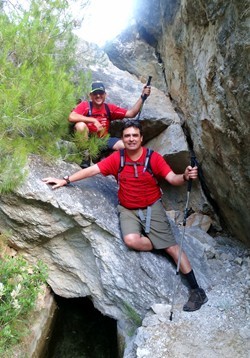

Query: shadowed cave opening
43;295;119;358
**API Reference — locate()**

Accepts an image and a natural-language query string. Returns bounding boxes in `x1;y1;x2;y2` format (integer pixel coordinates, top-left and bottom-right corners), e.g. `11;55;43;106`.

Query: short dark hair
121;120;143;135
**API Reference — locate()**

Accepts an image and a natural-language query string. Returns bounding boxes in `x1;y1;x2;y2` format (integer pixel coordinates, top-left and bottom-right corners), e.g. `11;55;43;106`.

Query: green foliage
0;0;89;194
70;131;109;164
0;245;48;356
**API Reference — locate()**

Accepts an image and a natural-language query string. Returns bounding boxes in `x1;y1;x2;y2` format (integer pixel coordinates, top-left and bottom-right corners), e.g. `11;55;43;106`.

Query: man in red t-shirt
69;81;151;168
43;120;208;313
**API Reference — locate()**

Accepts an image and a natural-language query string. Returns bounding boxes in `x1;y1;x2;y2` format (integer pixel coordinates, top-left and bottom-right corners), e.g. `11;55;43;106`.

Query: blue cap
90;81;105;93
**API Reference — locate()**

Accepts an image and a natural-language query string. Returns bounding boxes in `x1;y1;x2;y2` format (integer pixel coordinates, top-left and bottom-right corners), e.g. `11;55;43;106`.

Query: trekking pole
136;76;152;121
169;154;197;321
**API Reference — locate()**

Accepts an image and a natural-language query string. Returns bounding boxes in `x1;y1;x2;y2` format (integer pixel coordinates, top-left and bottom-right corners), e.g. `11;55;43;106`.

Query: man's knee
123;234;140;249
123;234;153;251
74;122;88;133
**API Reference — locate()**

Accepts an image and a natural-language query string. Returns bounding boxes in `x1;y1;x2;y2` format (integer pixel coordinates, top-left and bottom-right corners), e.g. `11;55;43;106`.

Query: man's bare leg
165;244;192;274
166;244;208;311
123;233;153;251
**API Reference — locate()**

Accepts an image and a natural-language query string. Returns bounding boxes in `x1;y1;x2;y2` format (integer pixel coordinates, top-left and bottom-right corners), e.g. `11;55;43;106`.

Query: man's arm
165;166;198;186
124;86;151;118
42;164;101;190
69;111;102;128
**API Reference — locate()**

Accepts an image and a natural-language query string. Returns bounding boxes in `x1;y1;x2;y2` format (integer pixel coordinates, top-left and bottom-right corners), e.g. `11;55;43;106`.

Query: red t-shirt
98;147;172;209
73;101;127;137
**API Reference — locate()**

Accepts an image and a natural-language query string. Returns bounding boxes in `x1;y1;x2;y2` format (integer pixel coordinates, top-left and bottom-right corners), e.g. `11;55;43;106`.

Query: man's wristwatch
63;175;71;185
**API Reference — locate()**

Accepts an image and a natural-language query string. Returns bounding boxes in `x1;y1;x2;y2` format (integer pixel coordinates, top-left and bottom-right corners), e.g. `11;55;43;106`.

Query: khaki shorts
117;200;176;249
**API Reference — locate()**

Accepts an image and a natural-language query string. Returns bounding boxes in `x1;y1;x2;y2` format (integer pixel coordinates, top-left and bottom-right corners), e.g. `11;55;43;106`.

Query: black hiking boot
92;148;112;164
183;288;208;312
80;158;91;169
80;150;91;169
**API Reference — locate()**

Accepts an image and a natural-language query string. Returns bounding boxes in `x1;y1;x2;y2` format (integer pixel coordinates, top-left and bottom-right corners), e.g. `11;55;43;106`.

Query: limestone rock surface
0;155;212;349
1;156;249;358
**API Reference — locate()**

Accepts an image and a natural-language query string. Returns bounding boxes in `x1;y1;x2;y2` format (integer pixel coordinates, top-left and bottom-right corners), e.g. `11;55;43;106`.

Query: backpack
87;101;111;120
118;148;154;178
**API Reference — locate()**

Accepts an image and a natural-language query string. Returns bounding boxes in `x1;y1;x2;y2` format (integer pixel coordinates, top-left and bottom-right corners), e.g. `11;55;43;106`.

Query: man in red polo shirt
43;120;208;312
69;81;151;167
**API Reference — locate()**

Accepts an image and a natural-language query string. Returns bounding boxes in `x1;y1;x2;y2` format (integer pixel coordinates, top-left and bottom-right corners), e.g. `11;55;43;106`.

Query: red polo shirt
98;148;172;209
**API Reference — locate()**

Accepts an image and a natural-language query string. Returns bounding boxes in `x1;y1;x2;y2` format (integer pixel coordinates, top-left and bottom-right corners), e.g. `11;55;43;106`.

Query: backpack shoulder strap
87;101;93;117
87;101;111;119
118;149;125;173
104;103;111;120
119;148;154;174
143;148;154;173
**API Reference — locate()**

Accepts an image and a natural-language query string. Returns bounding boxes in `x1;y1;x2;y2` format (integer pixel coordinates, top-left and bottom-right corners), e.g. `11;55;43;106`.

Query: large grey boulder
1;155;249;358
0;155;211;347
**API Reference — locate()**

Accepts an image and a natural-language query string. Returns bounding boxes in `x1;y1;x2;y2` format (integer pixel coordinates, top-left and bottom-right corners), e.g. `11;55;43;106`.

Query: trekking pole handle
142;76;152;101
187;155;197;192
